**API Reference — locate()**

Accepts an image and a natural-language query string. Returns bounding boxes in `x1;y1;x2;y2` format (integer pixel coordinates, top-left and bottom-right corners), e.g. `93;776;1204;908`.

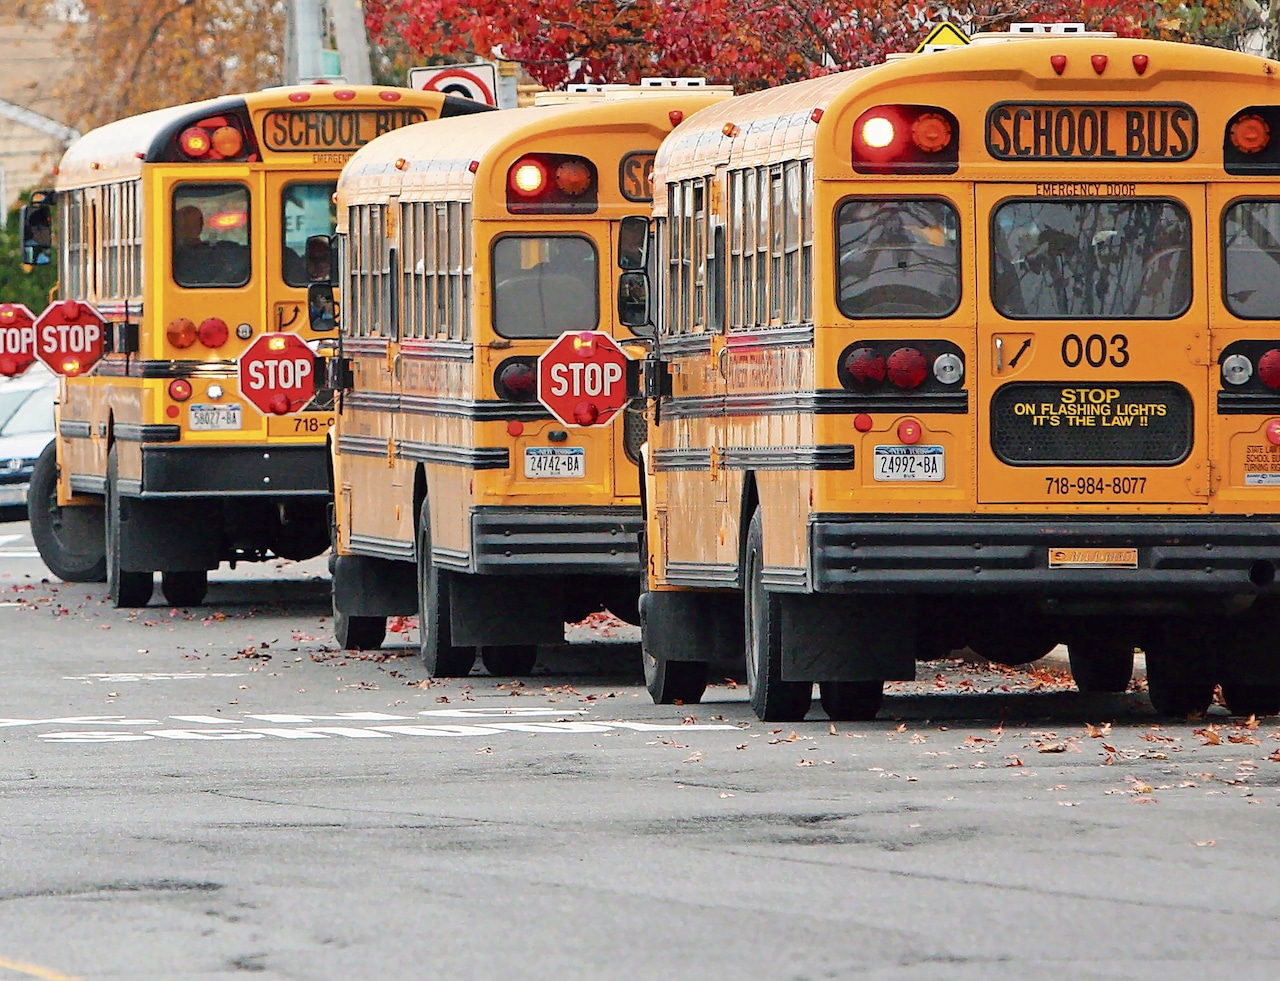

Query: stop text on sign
547;360;623;398
39;321;101;355
246;357;311;391
985;102;1197;161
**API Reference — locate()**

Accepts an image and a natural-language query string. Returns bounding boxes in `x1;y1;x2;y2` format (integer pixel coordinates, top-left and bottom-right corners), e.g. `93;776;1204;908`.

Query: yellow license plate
1048;547;1138;569
267;413;334;438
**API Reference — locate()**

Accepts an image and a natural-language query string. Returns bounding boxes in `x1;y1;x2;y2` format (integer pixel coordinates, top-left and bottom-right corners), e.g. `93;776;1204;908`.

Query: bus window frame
1221;195;1280;321
489;232;600;340
834;194;962;321
171;181;253;290
988;195;1193;322
281;179;338;288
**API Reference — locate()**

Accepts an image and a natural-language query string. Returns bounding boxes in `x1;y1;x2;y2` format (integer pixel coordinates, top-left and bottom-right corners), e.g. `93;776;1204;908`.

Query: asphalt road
1;515;1278;980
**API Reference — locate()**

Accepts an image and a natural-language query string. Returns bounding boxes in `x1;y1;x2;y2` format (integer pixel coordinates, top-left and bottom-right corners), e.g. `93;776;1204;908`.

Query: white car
0;365;56;509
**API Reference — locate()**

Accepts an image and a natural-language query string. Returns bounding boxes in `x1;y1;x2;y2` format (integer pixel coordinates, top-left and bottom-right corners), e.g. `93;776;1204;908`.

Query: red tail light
495;358;537;402
166;317;197;349
887;347;928;389
168;379;192;401
507;154;598;214
842;347;886;388
198;317;229;349
852;105;959;175
1259;349;1280;389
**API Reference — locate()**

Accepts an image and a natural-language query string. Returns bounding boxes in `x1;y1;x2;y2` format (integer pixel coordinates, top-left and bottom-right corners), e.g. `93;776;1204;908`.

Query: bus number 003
1061;333;1129;368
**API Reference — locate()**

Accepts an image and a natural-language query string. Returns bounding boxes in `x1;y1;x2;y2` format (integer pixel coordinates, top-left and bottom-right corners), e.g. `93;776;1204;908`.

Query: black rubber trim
471;505;642;575
720;445;855;471
1217;391;1280;415
399;439;510;470
95;358;237;379
59;420;93;439
662;389;968;420
137;444;327;497
347;390;551;422
664;560;738;588
810;515;1280;594
651;447;711;472
347;534;415;562
69;474;106;495
114;423;182;443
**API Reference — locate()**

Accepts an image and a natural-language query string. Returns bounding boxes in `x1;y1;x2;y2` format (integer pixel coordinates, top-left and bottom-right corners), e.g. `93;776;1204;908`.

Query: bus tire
744;507;810;723
1065;624;1135;693
28;442;106;583
1146;621;1215;718
416;498;475;678
105;447;153;609
481;645;538;677
819;681;884;722
1219;683;1280;718
333;611;386;651
1147;678;1215;719
161;571;208;608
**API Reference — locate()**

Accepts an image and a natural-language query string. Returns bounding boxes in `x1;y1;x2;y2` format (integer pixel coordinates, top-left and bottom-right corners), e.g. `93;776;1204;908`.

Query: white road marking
0;550;41;558
0;535;23;547
63;672;244;682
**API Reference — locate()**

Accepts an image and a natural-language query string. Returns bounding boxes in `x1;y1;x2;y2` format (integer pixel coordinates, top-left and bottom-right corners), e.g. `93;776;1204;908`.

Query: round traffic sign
238;332;315;415
536;331;631;427
0;303;38;377
419;67;495;106
33;299;106;376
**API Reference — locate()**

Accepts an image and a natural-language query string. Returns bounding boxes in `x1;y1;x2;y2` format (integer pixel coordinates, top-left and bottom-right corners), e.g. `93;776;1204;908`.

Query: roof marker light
668;110;684;126
380;90;402;101
810;108;824;123
468;160;479;173
1132;54;1149;75
1050;54;1067;75
1091;54;1108;74
334;90;356;101
289;91;310;103
721;122;739;137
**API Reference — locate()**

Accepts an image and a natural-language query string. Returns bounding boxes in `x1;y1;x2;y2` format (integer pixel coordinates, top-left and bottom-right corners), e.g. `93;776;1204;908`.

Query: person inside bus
172;205;210;285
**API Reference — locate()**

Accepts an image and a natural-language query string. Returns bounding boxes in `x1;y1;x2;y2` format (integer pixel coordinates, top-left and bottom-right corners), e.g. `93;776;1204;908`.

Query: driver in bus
173;205;209;282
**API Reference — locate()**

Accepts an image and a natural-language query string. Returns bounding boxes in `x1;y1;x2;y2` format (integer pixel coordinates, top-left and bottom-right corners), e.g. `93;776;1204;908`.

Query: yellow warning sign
915;22;971;52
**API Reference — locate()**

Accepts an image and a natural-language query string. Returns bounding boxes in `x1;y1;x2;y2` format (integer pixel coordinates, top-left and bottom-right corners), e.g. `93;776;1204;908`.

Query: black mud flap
779;594;916;683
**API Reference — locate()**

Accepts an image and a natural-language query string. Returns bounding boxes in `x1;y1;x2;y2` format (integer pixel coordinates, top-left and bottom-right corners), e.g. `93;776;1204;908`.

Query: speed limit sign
409;64;498;106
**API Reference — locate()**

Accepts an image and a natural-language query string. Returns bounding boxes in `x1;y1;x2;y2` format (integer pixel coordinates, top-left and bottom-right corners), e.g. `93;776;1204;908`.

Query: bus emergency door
974;183;1210;507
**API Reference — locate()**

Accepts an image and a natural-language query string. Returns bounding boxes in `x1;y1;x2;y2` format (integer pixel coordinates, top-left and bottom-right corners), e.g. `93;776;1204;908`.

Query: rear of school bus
642;30;1280;720
328;86;730;673
34;86;484;609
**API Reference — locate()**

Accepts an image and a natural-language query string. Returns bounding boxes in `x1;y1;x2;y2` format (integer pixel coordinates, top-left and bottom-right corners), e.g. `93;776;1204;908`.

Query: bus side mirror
308;282;338;331
617;215;649;270
305;234;335;282
20;204;53;269
618;271;652;335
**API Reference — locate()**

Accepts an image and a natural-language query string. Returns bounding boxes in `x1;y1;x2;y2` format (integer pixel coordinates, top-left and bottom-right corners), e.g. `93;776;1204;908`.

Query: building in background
0;6;78;213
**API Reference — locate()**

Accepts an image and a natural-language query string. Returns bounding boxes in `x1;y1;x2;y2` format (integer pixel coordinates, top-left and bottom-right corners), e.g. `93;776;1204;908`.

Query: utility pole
285;0;372;85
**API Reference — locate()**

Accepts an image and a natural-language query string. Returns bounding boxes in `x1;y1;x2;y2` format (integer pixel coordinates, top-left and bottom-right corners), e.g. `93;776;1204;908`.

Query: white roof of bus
337;94;726;208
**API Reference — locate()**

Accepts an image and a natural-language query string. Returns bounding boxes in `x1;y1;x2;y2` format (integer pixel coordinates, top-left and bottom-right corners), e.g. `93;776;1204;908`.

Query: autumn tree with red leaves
365;0;1169;92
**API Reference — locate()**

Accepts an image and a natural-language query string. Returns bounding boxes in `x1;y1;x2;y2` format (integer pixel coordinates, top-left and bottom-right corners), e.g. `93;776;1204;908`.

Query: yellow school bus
25;85;489;608
635;25;1280;720
328;82;730;673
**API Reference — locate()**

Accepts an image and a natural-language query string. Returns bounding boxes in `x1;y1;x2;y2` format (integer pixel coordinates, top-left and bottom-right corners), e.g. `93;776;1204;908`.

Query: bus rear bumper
133;444;328;498
471;505;642;575
810;515;1280;595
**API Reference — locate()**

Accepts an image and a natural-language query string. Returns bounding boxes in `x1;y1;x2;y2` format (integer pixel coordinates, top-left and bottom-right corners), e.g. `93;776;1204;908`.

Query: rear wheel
28;442;106;583
1066;624;1135;693
744;508;810;723
643;648;708;704
105;447;153;608
1219;683;1280;718
416;498;475;678
819;681;883;722
161;571;208;608
481;645;538;676
1146;620;1216;718
333;611;386;651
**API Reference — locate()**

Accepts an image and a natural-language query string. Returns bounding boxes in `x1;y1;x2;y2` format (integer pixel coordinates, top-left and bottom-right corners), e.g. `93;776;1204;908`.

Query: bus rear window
172;183;250;289
492;235;598;338
282;182;337;287
992;199;1191;319
1224;200;1280;319
836;198;960;318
